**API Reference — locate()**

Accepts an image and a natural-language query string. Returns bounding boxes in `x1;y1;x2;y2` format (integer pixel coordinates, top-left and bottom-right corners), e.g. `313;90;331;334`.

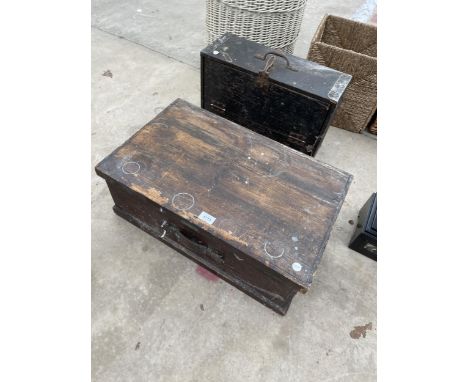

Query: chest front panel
202;58;331;155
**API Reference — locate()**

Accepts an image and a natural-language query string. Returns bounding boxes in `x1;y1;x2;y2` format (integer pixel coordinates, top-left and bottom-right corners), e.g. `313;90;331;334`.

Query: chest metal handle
255;51;298;73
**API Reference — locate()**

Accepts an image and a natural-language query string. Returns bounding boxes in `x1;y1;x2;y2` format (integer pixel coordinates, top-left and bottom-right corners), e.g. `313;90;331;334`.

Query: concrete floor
92;1;377;381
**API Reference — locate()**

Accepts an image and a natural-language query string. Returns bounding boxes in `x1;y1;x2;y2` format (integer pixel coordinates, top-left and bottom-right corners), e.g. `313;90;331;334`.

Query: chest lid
201;33;352;104
96;99;352;289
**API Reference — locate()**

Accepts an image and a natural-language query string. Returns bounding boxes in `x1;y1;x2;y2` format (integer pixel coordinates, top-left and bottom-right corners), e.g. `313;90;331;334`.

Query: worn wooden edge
313;172;353;272
112;204;297;315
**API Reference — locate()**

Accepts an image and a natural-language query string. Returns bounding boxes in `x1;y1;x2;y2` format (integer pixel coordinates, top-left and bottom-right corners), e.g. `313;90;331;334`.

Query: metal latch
210;101;226;114
254;50;297;90
287;132;306;146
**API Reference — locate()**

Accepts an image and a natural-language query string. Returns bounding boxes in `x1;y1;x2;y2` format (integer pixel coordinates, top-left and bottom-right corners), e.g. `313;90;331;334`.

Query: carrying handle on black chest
255;51;298;75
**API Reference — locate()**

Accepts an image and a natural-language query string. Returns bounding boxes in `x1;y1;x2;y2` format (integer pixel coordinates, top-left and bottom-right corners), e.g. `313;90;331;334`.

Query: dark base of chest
112;204;298;315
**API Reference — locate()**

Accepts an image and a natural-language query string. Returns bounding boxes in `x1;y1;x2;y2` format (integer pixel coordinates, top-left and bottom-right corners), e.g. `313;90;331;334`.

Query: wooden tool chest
201;33;352;156
95;99;352;315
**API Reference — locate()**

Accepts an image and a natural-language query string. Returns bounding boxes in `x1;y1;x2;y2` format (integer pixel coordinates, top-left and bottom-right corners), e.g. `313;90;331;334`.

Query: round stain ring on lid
263;241;284;259
122;161;141;175
171;192;195;211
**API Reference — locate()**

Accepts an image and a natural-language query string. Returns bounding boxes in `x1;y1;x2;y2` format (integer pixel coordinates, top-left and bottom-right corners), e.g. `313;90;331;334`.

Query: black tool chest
201;33;352;156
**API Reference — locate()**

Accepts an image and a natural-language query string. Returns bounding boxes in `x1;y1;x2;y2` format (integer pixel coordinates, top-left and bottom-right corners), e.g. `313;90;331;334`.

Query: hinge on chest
210;101;226;114
287;132;306;146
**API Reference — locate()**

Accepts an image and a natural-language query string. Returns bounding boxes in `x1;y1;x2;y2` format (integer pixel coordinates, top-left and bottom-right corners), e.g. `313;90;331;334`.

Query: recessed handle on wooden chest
169;225;224;264
255;51;298;72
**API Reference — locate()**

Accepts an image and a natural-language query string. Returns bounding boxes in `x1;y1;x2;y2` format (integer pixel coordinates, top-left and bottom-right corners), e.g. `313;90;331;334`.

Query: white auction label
198;211;216;225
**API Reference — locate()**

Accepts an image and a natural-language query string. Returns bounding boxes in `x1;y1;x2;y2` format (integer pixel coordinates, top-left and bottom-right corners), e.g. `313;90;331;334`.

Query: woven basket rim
215;0;307;14
322;13;377;31
308;41;377;62
313;14;377;57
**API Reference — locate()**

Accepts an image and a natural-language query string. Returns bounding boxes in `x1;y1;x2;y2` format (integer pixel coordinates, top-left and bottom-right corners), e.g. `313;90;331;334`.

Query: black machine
201;33;352;156
349;193;377;261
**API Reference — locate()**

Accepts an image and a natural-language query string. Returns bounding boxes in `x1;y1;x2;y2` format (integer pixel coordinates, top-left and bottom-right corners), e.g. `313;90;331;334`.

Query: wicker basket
313;14;377;57
307;15;377;133
206;0;307;53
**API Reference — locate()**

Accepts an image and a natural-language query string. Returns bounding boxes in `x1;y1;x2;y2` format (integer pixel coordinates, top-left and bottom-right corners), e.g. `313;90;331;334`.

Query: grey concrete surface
92;1;377;381
92;0;367;67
